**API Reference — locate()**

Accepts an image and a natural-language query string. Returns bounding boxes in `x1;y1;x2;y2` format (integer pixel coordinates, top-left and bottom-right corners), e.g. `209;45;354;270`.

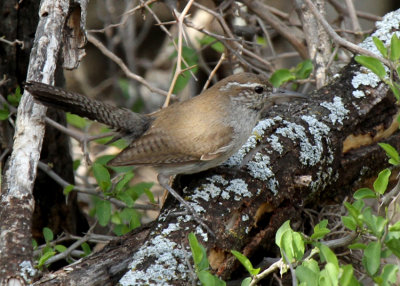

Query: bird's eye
254;86;264;94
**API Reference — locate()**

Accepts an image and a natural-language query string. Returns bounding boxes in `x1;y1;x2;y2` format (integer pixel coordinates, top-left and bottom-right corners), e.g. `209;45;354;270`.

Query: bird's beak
269;88;306;104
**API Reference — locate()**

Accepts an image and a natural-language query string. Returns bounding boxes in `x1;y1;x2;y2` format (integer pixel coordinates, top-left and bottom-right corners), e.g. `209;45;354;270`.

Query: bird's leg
157;174;215;237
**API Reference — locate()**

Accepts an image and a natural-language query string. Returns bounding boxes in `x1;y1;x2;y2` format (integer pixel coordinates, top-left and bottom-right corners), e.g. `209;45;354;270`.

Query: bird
24;73;304;234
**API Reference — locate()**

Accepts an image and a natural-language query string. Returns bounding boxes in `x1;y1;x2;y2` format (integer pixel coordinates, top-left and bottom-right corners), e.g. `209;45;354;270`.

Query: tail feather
24;81;151;140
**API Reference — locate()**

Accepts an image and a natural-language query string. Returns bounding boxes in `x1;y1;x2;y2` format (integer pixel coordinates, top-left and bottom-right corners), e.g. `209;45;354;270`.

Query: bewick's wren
25;73;303;233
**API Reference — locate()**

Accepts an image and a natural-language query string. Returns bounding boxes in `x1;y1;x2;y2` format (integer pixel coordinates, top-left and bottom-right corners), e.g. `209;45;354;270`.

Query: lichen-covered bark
0;0;88;284
32;9;400;285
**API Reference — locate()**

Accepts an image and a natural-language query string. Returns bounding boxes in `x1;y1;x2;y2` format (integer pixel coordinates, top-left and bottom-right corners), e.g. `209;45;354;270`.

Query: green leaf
171;45;199;94
63;184;74;196
81;242;92;256
275;220;305;262
37;251;56;267
241;277;252;286
73;159;81;171
8;86;22;106
188;232;209;272
296;264;319;286
270;69;296;87
342;216;357;231
373;37;388;58
390;82;400;101
95;199;111;226
275;220;291;248
96;155;115;165
378;143;400;165
340;264;355;286
66;113;88;129
373;168;391;195
353;188;376;199
198;270;226;286
43;227;54;244
117;192;135;207
344;202;362;227
293;59;313;79
322;262;339;286
389;221;400;231
115;172;135;193
318;244;339;270
256;36;266;47
362;241;381;276
119;207;141;230
126;182;154;203
355;55;387;79
92;163;111;192
0;104;10;120
311;219;330;240
231;250;260;276
348;243;367;250
386;237;400;258
198;35;225;53
390;34;400;61
54;244;67;253
281;228;305;262
381;264;399;286
361;207;387;238
32;239;38;250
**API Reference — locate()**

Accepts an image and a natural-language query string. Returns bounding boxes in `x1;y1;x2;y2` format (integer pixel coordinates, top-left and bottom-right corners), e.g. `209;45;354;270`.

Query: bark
33;8;400;285
0;0;88;285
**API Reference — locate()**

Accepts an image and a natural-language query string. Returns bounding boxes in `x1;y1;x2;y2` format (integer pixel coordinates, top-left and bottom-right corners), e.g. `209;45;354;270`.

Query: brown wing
108;96;234;167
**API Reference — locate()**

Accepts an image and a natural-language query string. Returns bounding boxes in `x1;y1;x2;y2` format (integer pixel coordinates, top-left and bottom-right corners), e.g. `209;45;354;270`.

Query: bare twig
0;36;24;49
44;222;97;265
202;53;226;91
303;0;391;67
243;0;309;59
87;34;169;97
344;0;362;36
163;0;196;107
328;0;382;22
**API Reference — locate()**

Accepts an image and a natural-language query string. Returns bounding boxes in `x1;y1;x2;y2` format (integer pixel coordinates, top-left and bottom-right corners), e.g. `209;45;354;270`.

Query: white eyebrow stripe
219;82;261;91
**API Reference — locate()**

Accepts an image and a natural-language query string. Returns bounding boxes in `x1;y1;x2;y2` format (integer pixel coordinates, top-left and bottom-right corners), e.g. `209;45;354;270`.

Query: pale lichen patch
267;135;283;154
247;153;279;195
351;10;400;96
119;235;190;286
225;116;282;167
225;179;252;201
320;96;349;125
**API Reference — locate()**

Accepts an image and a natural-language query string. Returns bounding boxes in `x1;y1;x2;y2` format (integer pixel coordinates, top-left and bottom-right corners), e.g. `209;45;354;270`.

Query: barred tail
24;81;151;139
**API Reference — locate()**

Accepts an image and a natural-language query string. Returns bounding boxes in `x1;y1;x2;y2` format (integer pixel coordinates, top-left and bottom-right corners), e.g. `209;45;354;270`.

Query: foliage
189;143;400;285
33;227;92;268
89;156;154;235
355;34;400;101
188;232;226;286
170;43;199;94
270;59;313;88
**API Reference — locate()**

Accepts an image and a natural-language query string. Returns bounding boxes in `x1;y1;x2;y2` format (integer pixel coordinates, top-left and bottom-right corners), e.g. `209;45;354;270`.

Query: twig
242;0;309;59
87;34;169;97
0;37;24;49
202;53;225;91
328;0;382;22
303;0;391;67
164;0;196;107
192;1;274;71
344;0;362;36
37;161;159;211
44;222;97;265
